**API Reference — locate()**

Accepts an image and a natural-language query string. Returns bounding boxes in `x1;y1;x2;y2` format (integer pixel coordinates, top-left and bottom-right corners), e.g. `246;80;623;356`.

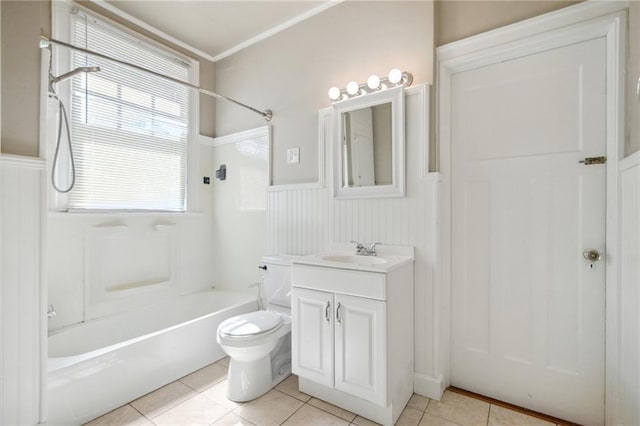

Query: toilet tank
260;255;292;308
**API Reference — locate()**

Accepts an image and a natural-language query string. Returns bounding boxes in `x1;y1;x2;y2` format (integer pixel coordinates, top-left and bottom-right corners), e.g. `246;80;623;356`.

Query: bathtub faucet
351;241;381;256
47;304;56;319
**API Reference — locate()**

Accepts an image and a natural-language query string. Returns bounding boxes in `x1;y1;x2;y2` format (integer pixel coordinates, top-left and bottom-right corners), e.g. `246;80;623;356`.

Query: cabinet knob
336;302;342;324
325;301;331;323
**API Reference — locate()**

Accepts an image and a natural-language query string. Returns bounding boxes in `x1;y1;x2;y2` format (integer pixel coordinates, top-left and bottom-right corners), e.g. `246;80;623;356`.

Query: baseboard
413;372;445;400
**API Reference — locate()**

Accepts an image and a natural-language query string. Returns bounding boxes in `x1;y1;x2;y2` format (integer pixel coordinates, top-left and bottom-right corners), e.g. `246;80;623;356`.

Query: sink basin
292;245;414;273
320;255;388;266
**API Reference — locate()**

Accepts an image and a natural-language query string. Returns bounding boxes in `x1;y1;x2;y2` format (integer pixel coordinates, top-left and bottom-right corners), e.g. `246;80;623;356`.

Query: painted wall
215;1;434;186
434;1;581;46
627;2;640;156
0;1;49;157
0;0;217;157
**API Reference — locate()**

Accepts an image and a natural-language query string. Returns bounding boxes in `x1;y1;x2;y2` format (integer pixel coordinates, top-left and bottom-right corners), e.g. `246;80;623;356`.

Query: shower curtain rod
40;35;273;121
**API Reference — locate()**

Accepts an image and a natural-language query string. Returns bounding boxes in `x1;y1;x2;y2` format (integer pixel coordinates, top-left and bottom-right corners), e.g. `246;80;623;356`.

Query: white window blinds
67;11;192;211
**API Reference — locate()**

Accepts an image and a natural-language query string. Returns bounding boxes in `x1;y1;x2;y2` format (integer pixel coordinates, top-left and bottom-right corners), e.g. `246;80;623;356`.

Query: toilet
216;255;292;402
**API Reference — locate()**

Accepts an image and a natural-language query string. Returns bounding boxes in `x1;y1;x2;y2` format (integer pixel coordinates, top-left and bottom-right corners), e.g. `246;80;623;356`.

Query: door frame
436;2;626;424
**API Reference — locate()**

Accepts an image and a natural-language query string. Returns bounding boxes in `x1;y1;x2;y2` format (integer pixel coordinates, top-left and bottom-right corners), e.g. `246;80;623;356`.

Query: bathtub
47;289;257;425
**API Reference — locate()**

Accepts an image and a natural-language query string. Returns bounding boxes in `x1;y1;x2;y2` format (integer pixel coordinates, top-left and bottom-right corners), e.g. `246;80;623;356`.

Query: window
62;10;196;211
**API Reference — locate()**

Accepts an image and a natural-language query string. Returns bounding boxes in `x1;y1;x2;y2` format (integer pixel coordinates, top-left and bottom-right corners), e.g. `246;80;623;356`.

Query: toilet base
225;335;291;402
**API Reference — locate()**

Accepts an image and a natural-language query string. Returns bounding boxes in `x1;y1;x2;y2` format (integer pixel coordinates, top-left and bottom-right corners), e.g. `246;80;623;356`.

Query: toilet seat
217;311;291;348
219;311;283;338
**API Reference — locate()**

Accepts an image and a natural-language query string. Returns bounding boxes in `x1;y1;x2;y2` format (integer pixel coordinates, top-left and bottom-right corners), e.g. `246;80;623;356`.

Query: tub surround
47;142;218;331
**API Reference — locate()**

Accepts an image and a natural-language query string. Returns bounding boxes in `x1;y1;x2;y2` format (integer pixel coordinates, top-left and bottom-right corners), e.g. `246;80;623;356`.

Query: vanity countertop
292;244;414;273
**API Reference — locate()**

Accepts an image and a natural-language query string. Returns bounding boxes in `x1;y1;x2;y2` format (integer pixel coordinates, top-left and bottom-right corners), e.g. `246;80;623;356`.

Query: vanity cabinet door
291;287;334;387
334;294;386;405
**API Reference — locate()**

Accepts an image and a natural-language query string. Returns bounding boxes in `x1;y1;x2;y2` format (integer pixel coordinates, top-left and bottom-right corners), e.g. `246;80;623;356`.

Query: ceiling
101;0;337;62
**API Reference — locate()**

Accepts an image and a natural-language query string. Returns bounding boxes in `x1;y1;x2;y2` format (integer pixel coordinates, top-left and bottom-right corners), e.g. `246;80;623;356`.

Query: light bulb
346;81;360;96
367;74;381;90
388;68;403;84
328;86;341;101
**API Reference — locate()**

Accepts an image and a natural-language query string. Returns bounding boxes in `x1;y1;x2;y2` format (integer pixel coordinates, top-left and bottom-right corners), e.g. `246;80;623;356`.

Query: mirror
332;86;405;199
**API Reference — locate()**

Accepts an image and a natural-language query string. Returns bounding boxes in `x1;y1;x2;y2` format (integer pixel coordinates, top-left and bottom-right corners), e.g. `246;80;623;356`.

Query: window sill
47;210;205;217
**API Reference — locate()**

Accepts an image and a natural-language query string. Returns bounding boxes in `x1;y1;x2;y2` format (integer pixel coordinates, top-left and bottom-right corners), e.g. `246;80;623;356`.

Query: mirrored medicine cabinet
331;86;405;199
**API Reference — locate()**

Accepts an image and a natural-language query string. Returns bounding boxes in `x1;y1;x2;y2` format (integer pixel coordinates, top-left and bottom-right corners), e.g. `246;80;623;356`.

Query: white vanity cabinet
291;252;414;426
291;287;335;387
292;287;386;404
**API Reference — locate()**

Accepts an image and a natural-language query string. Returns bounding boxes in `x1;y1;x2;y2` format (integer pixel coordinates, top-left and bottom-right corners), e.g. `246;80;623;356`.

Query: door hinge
579;156;607;165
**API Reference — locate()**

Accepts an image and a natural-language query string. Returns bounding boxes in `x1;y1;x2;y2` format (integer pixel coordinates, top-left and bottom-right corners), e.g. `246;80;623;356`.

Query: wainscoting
266;85;444;398
616;151;640;426
0;155;45;425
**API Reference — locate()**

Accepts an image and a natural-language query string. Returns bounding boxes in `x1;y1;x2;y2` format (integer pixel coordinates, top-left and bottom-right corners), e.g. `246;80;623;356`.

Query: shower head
50;66;101;85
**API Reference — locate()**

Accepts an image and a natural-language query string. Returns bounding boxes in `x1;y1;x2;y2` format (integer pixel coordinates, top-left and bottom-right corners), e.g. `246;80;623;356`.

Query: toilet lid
218;311;283;337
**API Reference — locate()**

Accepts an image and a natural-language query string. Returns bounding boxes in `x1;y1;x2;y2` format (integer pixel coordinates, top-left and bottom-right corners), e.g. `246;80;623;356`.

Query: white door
291;287;334;387
334;294;386;405
450;36;606;425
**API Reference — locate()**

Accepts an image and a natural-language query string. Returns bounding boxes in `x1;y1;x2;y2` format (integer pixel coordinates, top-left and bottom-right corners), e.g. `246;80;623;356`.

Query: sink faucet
351;241;381;256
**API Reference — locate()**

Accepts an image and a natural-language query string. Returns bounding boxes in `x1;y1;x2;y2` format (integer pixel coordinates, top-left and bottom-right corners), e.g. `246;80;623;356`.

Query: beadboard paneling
266;187;330;256
0;155;44;425
618;152;640;426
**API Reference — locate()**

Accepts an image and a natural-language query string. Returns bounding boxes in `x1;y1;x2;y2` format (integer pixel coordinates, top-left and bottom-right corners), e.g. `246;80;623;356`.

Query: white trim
0;155;46;169
88;0;216;62
437;5;625;425
421;172;442;182
187;59;201;213
89;0;342;63
413;373;445;401
200;126;270;147
317;108;329;189
198;134;217;146
267;182;325;192
38;158;47;425
604;12;626;426
619;150;640;171
437;0;629;60
408;84;431;179
211;1;343;62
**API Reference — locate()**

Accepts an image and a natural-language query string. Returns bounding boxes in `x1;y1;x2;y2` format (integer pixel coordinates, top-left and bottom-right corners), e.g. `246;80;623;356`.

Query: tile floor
84;358;564;426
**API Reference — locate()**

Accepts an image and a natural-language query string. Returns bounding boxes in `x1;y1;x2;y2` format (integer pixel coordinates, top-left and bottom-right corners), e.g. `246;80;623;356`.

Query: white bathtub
47;289;257;425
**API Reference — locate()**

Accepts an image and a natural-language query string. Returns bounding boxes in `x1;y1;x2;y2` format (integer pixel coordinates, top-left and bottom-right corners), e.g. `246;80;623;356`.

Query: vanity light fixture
328;68;413;102
346;81;361;96
367;74;381;90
